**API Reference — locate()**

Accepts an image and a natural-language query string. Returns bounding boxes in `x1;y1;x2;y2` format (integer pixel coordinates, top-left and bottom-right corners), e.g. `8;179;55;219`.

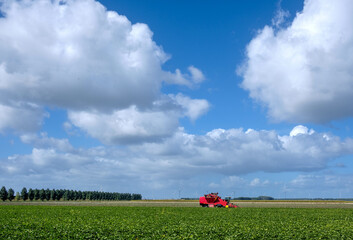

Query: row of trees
0;186;15;201
0;186;142;201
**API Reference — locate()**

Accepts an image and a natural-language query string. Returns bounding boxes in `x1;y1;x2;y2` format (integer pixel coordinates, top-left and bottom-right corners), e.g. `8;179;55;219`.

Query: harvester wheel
216;204;223;208
201;204;208;207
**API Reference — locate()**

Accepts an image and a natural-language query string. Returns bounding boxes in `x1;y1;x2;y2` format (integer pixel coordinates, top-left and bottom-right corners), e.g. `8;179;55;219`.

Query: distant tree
63;190;69;201
257;196;274;200
8;188;15;201
34;189;40;200
68;190;74;200
14;188;142;202
50;189;57;201
73;190;78;200
132;194;142;200
28;188;34;201
121;193;132;200
39;189;45;201
15;192;20;201
116;193;121;200
235;197;252;200
56;189;63;201
86;192;92;200
45;188;51;201
21;187;28;201
77;191;82;200
0;186;8;201
81;191;86;200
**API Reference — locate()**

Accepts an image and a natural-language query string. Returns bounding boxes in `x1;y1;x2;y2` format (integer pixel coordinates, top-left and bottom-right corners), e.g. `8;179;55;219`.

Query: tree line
0;186;142;201
234;196;274;200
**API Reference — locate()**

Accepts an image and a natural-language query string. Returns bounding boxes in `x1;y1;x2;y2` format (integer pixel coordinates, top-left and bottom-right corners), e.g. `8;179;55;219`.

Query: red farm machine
199;192;239;208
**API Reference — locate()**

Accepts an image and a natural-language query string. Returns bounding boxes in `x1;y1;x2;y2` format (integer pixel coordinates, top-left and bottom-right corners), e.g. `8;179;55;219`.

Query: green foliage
50;189;57;201
7;188;14;201
28;188;34;201
257;196;274;200
34;189;40;201
21;187;28;201
15;192;20;201
39;189;45;201
235;196;274;200
0;186;7;201
0;206;352;239
0;186;142;202
45;189;51;201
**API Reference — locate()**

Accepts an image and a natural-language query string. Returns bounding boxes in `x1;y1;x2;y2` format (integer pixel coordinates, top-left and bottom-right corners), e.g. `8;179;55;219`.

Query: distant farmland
1;199;353;208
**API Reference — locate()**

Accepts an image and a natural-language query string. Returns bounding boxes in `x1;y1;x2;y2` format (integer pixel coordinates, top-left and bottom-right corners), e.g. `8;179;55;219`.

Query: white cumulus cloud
0;0;208;140
67;94;209;144
239;0;353;123
0;0;164;110
171;94;210;121
289;125;314;137
1;125;353;197
68;106;179;144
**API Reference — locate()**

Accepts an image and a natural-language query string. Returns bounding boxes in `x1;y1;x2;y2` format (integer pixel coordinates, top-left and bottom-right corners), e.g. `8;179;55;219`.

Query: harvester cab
199;193;238;208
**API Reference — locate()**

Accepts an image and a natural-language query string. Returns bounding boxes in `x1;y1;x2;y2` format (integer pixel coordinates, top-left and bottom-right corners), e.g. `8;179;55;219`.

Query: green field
1;205;353;239
1;200;352;208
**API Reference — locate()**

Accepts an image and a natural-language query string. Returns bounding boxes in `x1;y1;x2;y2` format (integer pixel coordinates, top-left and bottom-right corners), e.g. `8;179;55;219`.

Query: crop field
1;200;353;208
1;205;353;239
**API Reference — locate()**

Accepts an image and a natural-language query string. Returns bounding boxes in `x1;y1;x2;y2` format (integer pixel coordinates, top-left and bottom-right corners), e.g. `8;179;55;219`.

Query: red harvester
199;192;239;208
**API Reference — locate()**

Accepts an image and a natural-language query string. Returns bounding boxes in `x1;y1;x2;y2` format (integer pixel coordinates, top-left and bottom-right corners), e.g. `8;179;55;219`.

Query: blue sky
1;0;353;199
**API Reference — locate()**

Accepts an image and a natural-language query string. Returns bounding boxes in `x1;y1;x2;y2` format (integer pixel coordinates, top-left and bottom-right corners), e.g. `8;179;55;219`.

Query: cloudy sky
1;0;353;199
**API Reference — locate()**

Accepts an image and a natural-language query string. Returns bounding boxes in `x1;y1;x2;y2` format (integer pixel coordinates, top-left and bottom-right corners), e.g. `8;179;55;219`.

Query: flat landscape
1;200;353;208
1;203;353;239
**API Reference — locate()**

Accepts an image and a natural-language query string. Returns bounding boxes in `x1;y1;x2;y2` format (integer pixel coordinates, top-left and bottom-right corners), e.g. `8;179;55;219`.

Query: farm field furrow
1;205;353;239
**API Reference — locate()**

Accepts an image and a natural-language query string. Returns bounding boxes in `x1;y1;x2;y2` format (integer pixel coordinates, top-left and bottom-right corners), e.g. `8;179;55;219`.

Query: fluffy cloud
0;0;207;137
1;125;352;197
68;106;179;144
68;94;209;144
171;94;210;121
239;0;353;123
0;0;163;110
289;125;314;137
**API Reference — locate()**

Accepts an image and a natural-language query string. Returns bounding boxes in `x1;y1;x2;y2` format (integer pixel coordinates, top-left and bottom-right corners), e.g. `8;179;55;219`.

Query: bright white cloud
289;125;314;137
67;94;209;144
171;94;210;121
0;0;164;110
0;0;207;137
128;125;353;175
240;0;353;123
2;125;353;197
68;106;179;144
